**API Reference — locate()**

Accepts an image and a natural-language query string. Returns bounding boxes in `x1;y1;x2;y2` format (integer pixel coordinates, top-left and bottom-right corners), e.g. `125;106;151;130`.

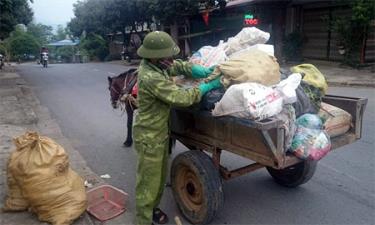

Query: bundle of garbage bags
290;114;331;160
3;131;87;225
180;27;352;161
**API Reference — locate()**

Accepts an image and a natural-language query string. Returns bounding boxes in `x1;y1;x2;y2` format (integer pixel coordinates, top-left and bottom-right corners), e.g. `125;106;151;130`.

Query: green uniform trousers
135;140;169;225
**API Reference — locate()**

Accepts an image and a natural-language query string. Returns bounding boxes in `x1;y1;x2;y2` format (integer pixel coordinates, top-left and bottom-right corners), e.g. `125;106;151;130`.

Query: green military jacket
133;59;201;144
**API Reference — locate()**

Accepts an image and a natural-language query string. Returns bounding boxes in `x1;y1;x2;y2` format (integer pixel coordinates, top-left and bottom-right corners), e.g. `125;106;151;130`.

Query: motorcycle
42;54;48;68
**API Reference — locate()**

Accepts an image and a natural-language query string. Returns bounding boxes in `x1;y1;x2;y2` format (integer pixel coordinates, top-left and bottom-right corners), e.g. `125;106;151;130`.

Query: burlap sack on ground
206;49;280;87
2;163;29;211
6;131;87;225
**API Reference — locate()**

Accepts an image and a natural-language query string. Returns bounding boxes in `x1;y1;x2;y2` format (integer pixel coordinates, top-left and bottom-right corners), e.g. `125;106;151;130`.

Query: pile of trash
179;27;353;161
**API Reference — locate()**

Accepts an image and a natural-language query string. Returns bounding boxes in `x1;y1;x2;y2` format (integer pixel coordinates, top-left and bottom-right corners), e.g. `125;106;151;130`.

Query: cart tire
171;151;224;225
266;160;317;188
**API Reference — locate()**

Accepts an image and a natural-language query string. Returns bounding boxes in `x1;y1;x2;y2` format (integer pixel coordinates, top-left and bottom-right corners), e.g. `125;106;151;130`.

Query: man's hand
198;76;222;96
191;64;215;79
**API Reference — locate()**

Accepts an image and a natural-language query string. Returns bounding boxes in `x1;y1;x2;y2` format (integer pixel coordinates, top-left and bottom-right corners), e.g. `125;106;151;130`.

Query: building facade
184;0;374;63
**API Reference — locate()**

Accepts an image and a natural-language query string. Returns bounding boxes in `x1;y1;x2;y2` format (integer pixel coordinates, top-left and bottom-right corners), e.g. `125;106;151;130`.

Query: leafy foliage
0;0;33;40
67;0;227;60
53;25;71;41
331;0;375;66
55;46;75;62
7;27;40;59
27;23;54;45
68;0;226;36
68;0;110;37
80;33;109;61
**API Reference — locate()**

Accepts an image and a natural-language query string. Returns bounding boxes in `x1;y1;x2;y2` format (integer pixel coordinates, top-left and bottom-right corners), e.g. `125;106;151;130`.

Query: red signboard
244;14;258;26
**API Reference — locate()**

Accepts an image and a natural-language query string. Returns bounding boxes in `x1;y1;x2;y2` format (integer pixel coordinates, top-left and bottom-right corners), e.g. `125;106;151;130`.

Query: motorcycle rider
133;31;222;225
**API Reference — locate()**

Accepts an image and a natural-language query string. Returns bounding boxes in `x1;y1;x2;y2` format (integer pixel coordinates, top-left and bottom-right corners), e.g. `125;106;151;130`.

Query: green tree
53;25;71;41
68;0;226;37
27;22;54;45
68;0;109;37
55;46;75;62
0;0;34;40
67;0;226;59
6;27;40;60
80;33;108;61
332;0;375;66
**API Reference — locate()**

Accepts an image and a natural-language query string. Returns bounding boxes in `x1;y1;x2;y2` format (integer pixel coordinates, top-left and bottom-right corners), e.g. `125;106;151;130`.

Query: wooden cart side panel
173;132;278;168
230;123;276;159
323;95;367;139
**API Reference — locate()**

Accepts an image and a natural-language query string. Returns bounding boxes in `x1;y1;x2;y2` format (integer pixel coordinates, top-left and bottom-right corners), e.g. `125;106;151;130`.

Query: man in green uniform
133;31;221;225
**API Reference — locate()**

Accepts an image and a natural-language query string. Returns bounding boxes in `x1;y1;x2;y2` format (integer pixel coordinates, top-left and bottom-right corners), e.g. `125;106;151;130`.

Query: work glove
198;77;222;96
191;64;215;79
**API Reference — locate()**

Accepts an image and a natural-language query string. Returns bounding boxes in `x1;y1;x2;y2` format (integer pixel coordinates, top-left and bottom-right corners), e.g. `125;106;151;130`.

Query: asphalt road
17;62;374;225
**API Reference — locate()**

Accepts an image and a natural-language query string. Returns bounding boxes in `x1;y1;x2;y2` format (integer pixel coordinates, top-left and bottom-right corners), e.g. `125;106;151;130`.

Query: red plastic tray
86;184;128;221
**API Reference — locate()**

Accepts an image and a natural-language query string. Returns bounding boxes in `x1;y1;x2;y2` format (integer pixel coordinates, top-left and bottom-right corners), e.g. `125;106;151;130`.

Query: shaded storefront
287;1;375;63
184;0;287;58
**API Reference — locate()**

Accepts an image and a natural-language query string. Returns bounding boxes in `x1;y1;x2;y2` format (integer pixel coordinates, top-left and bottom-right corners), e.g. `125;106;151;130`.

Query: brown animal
107;68;138;147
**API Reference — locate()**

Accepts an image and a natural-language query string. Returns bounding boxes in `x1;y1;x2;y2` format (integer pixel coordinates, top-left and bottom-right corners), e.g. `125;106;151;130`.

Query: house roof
48;39;80;46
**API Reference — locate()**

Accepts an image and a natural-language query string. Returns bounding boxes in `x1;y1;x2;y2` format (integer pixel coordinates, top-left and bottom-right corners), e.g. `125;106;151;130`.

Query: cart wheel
266;160;317;188
171;151;224;225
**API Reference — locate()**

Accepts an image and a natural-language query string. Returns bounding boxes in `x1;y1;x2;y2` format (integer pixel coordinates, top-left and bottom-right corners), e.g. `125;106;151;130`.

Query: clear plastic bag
290;126;331;160
290;114;331;160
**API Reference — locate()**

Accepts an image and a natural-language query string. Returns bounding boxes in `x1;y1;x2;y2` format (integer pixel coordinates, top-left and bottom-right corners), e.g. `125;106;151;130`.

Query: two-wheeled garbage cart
169;95;367;225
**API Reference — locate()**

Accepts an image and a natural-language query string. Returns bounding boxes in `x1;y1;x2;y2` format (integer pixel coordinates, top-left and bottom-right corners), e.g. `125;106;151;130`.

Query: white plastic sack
212;83;283;120
230;44;274;58
225;27;270;56
189;41;227;67
274;73;302;104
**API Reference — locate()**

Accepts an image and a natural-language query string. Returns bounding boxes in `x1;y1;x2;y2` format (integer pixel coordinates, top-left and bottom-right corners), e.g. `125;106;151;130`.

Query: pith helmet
137;31;180;59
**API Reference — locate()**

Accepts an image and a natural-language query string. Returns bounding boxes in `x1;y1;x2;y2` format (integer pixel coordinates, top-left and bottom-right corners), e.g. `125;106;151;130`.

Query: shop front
184;0;288;58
